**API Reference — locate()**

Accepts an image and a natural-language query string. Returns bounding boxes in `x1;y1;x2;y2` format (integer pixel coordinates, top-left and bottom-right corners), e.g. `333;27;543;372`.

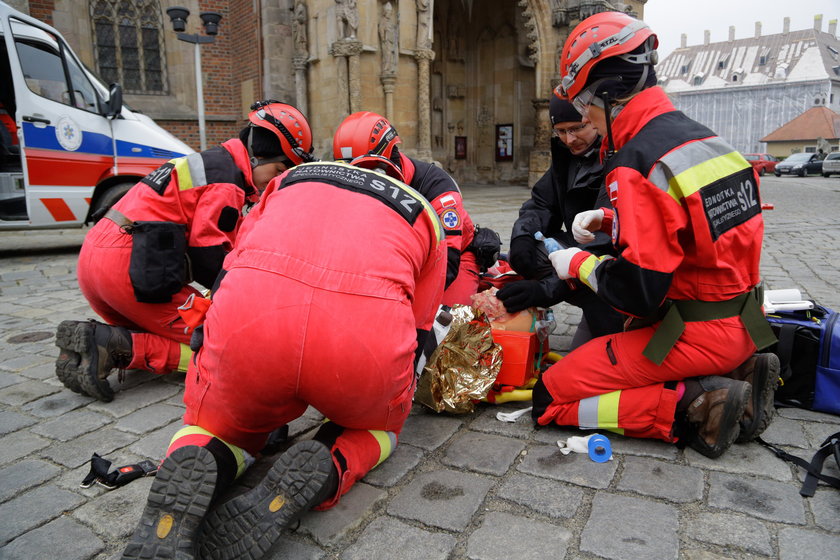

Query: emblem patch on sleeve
441;209;460;229
700;170;760;241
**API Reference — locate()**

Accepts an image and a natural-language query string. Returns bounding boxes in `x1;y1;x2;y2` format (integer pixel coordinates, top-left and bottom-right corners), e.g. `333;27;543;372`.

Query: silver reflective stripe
186;152;208;187
648;136;734;193
578;395;600;429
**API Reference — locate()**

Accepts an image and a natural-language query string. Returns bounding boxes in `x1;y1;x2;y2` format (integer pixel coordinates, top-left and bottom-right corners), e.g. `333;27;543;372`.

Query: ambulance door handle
23;115;51;126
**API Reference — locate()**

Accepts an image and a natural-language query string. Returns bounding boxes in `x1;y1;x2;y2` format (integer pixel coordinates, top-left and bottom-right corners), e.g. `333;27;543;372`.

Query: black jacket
510;136;614;302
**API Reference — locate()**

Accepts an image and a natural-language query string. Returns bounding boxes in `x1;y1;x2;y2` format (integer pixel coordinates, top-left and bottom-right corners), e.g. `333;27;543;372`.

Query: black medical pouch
128;221;188;303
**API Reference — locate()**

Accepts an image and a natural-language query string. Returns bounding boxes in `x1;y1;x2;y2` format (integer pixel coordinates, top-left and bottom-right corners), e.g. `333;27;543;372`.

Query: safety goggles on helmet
569;78;615;115
249;100;315;165
349;154;405;183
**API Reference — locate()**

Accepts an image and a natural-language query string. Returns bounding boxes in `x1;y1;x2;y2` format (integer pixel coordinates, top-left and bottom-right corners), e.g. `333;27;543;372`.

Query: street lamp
166;7;222;151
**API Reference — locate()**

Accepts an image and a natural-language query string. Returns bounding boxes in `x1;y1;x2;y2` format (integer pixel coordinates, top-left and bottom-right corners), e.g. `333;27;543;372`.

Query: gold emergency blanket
415;305;502;414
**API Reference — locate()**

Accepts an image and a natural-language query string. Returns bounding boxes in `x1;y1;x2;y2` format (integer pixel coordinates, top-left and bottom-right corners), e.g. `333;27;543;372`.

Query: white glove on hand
549;247;582;280
572;209;605;244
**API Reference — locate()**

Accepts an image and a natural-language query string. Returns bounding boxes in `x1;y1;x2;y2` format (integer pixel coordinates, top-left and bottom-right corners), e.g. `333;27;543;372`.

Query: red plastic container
491;329;547;387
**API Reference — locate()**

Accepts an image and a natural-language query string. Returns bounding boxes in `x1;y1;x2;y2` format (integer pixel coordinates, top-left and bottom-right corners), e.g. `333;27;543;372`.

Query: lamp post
166;7;222;151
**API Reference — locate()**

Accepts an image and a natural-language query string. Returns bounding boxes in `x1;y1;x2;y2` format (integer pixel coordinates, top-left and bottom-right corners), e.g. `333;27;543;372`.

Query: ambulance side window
12;18;99;113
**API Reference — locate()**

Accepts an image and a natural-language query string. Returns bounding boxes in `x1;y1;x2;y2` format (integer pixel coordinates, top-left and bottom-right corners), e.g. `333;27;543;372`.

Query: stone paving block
339;516;456;560
580;493;679;560
72;476;155;540
31;408;111;441
40;427;137;468
531;425;582;445
441;431;525;476
467;405;534;439
288;406;325;439
398;412;463;451
0;516;104;560
809;486;840;532
760;415;810;448
802;421;840;449
298;483;386;546
610;434;678;460
0;459;61;503
0;409;35;435
617;456;704;503
778;527;840;560
517;443;617;489
686;441;793;481
0;352;52;372
0;429;51;465
0;484;86;545
362;443;424;487
467;511;571;560
263;538;326;560
127;421;182;460
682;511;773;556
495;473;584;519
0;379;61;406
87;379;182;417
115;403;184;434
707;472;806;524
16;359;55;381
21;390;92;418
776;407;839;424
0;371;24;390
387;469;493;531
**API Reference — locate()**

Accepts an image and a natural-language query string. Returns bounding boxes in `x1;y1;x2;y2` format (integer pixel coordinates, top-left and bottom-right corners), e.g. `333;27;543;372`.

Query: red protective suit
535;87;766;442
182;162;446;508
400;155;479;305
77;139;258;374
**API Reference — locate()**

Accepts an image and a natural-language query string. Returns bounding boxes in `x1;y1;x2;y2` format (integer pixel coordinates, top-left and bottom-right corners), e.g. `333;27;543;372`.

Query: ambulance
0;1;193;230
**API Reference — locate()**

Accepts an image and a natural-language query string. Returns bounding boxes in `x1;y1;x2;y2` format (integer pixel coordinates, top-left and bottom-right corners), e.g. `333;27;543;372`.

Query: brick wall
157;119;242;152
28;0;55;24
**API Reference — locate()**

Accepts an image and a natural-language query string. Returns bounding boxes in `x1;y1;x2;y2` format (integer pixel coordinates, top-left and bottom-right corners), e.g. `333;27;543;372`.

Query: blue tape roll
588;434;612;463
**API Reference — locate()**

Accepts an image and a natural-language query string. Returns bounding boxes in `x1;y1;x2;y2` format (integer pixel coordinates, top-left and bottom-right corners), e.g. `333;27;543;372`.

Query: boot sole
691;382;751;458
121;446;218;560
55;321;84;394
199;440;334;560
72;321;115;402
736;354;780;443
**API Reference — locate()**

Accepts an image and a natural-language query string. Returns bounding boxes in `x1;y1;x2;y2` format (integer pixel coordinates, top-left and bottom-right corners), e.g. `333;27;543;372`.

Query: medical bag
766;304;840;415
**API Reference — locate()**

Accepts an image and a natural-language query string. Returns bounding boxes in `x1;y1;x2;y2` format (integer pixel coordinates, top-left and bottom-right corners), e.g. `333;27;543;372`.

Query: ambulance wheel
91;182;133;220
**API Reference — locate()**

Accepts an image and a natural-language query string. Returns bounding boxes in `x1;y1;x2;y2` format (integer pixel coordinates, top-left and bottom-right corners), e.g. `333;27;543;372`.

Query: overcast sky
643;0;840;60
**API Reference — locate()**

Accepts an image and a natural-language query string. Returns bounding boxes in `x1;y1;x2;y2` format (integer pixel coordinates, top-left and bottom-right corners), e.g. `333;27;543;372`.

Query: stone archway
431;0;537;184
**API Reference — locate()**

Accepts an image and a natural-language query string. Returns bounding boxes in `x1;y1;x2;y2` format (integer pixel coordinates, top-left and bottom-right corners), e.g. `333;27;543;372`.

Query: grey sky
643;0;840;60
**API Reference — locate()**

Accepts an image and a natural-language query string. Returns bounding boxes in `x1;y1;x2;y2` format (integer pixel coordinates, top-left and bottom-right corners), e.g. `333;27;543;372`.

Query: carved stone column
293;55;309;117
330;39;364;117
381;74;397;122
528;97;551;188
414;48;435;161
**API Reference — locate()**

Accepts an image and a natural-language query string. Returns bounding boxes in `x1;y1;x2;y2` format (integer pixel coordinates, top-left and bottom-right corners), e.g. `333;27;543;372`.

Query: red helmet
333;111;401;163
557;11;658;101
349;154;405;183
248;100;314;166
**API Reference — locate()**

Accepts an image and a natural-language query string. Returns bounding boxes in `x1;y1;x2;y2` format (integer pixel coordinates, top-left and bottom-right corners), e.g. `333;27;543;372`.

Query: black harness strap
757;433;840;497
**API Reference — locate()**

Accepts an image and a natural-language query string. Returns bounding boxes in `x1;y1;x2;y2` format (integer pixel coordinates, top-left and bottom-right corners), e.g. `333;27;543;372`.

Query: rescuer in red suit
55;101;314;402
333;111;499;306
121;155;445;560
534;12;780;459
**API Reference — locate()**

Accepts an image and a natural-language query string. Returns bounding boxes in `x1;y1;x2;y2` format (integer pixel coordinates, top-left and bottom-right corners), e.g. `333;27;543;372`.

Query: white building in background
657;15;840;154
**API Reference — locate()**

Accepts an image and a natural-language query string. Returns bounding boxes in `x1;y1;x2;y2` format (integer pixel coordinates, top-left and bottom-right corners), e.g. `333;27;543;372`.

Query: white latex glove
549;247;582;280
572;209;605;244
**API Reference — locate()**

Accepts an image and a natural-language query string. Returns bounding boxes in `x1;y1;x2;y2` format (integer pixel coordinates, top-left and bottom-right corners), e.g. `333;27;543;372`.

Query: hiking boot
724;353;781;442
121;446;218;560
55;320;84;394
682;376;751;458
199;439;338;560
72;320;132;402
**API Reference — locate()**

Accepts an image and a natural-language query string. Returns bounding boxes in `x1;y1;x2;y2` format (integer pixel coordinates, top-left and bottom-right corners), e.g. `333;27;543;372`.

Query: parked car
742;153;778;176
822;152;840;177
774;153;823;177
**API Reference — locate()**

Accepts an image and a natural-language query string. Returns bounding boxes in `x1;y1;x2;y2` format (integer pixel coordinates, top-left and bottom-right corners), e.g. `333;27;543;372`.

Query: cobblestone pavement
0;176;838;560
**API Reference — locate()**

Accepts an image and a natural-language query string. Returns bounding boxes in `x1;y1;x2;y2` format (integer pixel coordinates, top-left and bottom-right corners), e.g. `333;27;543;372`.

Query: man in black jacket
497;96;623;348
